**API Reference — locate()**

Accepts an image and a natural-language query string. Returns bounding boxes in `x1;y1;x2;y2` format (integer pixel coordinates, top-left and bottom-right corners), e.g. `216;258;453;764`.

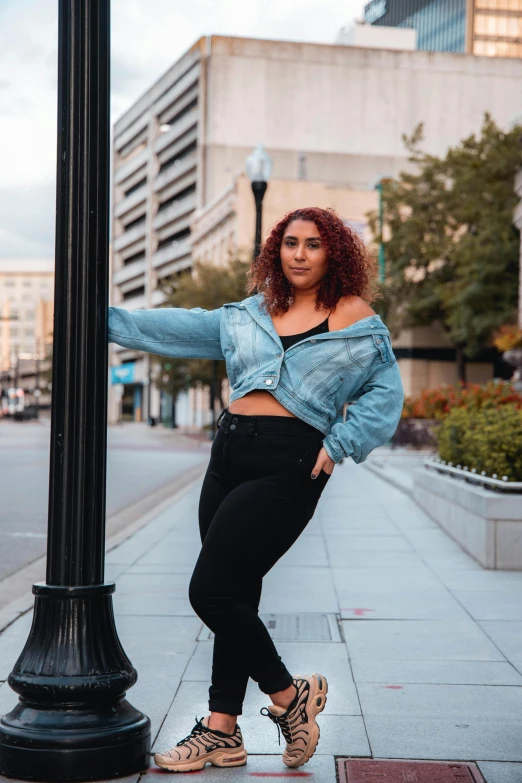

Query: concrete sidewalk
2;457;522;782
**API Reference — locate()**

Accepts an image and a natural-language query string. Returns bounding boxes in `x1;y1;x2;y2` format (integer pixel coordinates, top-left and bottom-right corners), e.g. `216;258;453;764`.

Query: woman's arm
322;361;404;464
108;305;224;360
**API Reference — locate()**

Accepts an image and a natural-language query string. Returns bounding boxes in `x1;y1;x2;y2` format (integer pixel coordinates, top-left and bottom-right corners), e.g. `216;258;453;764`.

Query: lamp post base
0;582;151;781
0;701;150;782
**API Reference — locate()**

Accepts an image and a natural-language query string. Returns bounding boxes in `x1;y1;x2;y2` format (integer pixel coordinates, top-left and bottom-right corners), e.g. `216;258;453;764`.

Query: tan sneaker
261;674;327;768
154;715;247;772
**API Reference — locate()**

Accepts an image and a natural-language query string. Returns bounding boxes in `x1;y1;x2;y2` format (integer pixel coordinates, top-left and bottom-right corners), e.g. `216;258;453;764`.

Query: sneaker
260;673;328;768
154;715;247;772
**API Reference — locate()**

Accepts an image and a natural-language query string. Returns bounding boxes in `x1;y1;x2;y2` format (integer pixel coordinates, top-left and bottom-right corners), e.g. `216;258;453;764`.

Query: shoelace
260;708;291;746
176;716;206;747
260;706;306;746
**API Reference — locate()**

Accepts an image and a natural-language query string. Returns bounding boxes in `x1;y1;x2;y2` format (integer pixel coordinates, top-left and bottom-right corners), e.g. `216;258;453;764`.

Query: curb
0;462;206;635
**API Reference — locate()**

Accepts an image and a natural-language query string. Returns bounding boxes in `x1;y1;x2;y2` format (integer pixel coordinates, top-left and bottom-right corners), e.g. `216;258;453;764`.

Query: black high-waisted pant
189;408;332;716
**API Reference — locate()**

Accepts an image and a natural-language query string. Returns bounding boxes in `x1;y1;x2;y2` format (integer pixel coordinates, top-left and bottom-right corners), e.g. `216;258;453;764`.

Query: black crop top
279;315;330;351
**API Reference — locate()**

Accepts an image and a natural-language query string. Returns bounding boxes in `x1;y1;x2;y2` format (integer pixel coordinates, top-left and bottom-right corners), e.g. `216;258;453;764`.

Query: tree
370;114;522;381
152;250;251;418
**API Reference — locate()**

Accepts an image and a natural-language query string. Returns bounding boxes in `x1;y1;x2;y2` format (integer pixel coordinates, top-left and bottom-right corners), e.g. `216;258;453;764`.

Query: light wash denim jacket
108;292;404;464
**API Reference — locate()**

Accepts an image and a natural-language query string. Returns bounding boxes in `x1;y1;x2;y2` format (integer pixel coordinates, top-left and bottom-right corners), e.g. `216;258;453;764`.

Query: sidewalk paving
2;455;522;782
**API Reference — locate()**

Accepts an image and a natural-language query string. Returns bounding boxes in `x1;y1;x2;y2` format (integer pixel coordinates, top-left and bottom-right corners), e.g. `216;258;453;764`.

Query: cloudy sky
0;0;364;258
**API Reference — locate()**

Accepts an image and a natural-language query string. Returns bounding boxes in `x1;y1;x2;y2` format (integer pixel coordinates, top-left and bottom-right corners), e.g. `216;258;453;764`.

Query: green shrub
436;404;522;481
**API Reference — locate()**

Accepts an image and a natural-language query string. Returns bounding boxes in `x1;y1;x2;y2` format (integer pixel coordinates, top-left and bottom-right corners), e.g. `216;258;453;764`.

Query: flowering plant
492;324;522;353
402;381;522;420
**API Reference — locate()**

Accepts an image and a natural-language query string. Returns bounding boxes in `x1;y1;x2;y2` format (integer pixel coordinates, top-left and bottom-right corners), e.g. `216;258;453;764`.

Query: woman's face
280;220;328;290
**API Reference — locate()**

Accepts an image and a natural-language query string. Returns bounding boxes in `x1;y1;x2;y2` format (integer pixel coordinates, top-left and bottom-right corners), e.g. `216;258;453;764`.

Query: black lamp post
0;2;150;780
246;144;273;261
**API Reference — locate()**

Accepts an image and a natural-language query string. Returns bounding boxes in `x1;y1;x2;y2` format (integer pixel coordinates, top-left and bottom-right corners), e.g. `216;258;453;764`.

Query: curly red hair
247;207;379;315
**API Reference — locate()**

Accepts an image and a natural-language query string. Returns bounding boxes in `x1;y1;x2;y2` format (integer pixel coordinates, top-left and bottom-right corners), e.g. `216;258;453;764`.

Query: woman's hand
311;447;335;478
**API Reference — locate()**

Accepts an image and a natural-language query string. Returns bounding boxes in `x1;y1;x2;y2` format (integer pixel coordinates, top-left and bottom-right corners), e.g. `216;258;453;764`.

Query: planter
413;467;522;569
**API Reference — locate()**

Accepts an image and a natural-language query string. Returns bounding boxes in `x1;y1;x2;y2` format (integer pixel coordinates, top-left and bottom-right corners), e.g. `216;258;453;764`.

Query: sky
0;0;364;258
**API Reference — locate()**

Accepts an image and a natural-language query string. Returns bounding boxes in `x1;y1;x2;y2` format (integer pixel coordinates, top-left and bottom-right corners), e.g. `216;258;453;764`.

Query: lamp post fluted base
0;583;151;782
0;701;150;782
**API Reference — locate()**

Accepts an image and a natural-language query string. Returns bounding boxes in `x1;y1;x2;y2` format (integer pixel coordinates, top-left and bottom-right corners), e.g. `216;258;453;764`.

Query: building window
123;251;146;266
162;97;198;129
23;279;32;287
123;215;146;232
156;227;190;250
122;286;145;301
158;141;197;174
26;311;35;320
10;327;18;337
5;279;15;287
25;328;34;337
124;177;147;197
157;183;196;212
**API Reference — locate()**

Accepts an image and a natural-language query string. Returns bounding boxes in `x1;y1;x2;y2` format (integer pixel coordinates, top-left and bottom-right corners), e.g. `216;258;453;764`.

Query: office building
364;0;522;58
0;259;54;371
110;36;522;424
0;259;54;409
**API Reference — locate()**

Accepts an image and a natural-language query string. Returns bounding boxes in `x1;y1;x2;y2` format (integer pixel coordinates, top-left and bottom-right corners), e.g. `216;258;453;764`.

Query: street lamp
373;175;392;284
0;2;150;780
246;144;273;260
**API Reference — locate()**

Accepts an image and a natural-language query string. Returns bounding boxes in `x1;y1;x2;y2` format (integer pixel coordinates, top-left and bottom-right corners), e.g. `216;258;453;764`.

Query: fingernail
311;473;317;479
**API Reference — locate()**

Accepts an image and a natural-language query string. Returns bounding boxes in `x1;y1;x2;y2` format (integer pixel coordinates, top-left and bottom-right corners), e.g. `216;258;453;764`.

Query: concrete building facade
111;35;522;422
0;259;54;371
0;259;54;411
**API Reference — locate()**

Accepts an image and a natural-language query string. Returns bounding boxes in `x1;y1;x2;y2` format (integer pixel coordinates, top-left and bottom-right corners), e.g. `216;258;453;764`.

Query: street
0;419;210;585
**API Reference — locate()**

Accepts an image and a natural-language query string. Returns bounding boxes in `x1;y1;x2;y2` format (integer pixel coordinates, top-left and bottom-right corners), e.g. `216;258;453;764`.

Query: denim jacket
108;292;404;464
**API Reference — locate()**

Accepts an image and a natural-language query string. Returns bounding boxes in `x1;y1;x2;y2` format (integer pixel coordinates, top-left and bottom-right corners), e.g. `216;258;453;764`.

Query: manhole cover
198;613;341;642
337;759;485;782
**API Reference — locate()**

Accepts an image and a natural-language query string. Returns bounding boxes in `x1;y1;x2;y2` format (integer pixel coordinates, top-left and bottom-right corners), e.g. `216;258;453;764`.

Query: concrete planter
413;467;522;569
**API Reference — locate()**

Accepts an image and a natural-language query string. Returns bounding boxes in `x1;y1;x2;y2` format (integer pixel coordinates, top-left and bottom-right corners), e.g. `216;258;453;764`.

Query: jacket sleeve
108;306;225;360
322;360;404;464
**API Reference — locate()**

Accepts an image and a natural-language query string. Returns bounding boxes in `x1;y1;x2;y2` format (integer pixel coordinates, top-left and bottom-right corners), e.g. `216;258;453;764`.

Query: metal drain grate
337;759;485;782
198;613;341;642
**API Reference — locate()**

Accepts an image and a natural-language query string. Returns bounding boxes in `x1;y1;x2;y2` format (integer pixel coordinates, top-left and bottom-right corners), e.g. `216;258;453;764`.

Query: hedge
435;404;522;481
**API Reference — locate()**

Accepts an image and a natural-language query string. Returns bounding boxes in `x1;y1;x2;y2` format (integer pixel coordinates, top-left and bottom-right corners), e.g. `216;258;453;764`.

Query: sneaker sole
154;748;248;772
284;673;328;769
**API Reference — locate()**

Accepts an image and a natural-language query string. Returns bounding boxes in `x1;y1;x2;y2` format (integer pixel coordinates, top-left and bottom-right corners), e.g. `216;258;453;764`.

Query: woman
109;207;404;773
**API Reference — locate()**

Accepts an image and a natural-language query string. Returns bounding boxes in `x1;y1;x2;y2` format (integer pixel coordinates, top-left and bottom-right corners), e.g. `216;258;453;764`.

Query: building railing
153;194;197;231
115;147;148;186
114;185;147;219
113;222;147;252
152;239;190;269
113;259;146;286
154;65;200;120
154;110;198;155
154;153;197;193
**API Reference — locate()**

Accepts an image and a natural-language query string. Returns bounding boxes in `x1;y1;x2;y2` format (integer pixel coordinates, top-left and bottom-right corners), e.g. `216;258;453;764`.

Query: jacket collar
241;293;390;348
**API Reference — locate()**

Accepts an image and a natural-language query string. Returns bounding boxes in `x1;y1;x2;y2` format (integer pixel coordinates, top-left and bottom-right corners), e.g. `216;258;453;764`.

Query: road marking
342;608;375;616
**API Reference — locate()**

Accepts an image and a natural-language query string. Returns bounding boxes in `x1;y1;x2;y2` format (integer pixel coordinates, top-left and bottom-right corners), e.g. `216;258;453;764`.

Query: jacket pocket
310;371;345;408
347;335;379;368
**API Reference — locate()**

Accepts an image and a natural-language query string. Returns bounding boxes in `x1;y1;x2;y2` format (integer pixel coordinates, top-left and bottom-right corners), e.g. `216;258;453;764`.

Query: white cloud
0;0;363;257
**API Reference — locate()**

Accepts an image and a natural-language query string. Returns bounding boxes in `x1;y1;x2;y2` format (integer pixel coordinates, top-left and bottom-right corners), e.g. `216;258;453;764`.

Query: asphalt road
0;418;210;584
